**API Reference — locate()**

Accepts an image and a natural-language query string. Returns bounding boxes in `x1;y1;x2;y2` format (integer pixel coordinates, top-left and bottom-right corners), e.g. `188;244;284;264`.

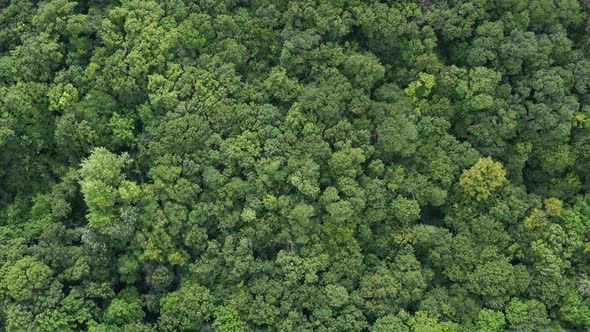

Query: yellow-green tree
459;157;506;201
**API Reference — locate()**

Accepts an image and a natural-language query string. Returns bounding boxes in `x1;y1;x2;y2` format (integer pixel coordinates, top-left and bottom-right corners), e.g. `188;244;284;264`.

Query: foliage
459;157;507;201
0;0;589;330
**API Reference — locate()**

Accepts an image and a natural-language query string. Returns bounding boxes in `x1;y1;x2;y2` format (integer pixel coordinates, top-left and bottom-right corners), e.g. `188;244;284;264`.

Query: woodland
2;0;590;331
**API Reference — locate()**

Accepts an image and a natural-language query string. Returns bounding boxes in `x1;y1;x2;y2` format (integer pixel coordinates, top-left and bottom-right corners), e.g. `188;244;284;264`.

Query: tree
328;143;365;178
264;66;301;102
465;258;528;304
103;288;145;326
358;268;400;319
213;305;251;332
475;308;505;332
370;315;409;332
505;298;550;332
79;148;140;230
408;311;459;332
11;32;63;82
342;53;385;90
5;256;53;302
375;113;418;160
158;281;214;331
459;157;506;201
390;196;421;225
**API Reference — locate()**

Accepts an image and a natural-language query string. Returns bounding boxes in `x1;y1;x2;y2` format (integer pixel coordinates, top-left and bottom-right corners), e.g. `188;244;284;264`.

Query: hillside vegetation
2;0;590;331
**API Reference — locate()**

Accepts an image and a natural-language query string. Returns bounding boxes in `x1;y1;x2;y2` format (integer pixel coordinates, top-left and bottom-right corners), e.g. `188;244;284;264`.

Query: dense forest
1;0;590;331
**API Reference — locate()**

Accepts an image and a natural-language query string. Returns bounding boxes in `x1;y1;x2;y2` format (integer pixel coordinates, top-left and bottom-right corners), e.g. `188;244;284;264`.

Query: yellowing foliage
544;197;563;217
524;208;548;229
459;157;506;201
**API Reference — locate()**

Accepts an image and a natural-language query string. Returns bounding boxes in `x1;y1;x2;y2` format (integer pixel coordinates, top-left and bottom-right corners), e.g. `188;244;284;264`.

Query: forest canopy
1;0;590;331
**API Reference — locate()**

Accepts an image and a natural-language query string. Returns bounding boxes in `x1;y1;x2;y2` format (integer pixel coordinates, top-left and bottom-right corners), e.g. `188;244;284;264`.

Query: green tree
103;288;145;326
475;309;505;332
370;315;409;332
505;298;550;332
213;305;251;332
5;256;53;302
158;281;214;331
79;148;140;230
390;196;421;225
